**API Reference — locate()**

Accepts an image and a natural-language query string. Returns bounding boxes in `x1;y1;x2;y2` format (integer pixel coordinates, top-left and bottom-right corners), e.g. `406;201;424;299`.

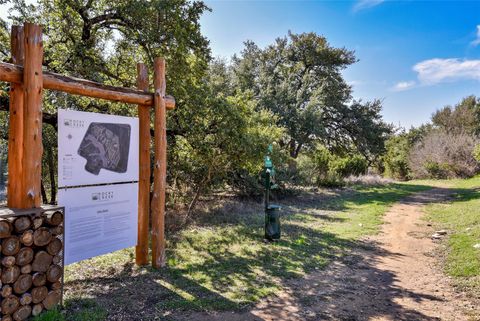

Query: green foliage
0;2;283;209
431;95;480;135
297;145;367;187
329;154;368;178
423;161;450;179
232;32;392;161
383;134;411;180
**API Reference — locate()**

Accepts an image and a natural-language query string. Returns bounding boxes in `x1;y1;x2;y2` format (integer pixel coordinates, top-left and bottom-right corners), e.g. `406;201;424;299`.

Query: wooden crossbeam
0;62;176;109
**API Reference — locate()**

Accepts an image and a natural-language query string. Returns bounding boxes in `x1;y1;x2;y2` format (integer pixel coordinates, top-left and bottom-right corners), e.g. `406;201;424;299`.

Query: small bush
329;155;368;178
296;146;368;187
383;135;411;180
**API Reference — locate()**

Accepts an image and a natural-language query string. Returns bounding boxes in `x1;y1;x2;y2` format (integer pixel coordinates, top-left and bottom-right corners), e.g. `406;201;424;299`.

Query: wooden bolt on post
151;58;167;268
21;23;43;208
136;63;150;266
7;26;25;208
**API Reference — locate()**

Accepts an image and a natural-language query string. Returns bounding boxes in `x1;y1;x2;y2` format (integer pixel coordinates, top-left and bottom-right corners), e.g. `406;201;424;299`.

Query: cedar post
7;26;25;208
136;63;150;266
21;23;43;208
151;58;167;268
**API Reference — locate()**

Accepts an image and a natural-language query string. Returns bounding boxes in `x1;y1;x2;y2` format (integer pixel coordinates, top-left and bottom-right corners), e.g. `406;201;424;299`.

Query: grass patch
61;182;431;319
424;175;480;298
32;299;107;321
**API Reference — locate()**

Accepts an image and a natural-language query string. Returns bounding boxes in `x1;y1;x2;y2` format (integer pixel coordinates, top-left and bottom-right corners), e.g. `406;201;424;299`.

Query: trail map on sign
58;109;139;187
78;123;131;175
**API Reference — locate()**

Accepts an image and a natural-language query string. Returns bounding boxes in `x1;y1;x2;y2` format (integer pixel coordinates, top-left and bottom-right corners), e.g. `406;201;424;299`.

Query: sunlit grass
58;181;433;319
424;175;480;299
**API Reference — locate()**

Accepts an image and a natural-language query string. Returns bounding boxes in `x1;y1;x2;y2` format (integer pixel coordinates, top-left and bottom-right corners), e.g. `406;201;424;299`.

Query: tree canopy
0;1;394;209
231;32;392;161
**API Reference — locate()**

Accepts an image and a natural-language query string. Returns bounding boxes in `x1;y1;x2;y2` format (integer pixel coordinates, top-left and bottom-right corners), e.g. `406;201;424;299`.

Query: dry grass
344;174;395;186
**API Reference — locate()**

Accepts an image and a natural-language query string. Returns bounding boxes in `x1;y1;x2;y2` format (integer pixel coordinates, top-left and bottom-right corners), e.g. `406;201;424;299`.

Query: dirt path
181;188;478;321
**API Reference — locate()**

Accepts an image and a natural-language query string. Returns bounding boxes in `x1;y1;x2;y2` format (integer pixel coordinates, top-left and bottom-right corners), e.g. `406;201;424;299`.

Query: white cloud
413;58;480;84
471;25;480;47
391;81;416;92
353;0;385;12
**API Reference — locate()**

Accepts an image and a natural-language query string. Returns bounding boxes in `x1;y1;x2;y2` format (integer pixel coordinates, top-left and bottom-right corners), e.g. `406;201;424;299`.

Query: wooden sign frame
0;23;173;268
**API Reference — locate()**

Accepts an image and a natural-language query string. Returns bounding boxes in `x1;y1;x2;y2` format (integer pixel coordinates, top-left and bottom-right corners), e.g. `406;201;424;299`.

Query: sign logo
91;191;114;201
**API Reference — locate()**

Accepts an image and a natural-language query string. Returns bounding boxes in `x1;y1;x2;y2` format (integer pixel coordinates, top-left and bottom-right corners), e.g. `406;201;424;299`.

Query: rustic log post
21;23;43;208
136;63;150;266
7;26;24;208
151;58;167;268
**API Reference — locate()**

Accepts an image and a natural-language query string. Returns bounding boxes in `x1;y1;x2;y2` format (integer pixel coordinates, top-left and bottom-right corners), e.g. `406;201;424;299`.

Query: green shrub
423;161;450;179
296;146;367;187
329;155;368;178
383;134;411;180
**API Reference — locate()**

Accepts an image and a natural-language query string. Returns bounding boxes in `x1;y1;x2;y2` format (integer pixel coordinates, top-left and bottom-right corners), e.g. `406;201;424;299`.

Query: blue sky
200;0;480;128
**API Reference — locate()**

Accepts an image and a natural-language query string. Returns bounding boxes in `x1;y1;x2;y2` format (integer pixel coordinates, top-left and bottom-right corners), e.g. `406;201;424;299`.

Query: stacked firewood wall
0;207;64;321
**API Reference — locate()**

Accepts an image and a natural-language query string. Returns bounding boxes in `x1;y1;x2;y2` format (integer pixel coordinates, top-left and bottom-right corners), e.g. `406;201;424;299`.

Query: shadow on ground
62;184;463;321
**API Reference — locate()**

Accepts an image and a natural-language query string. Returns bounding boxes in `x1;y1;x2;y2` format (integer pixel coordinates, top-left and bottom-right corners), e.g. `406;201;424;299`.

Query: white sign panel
58;109;139;187
59;183;138;265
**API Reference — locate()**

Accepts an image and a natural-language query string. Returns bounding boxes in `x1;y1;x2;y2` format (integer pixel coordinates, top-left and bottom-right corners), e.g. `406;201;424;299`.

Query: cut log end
0;220;13;238
31;303;43;316
2;237;20;256
32;251;52;273
13;274;32;294
46;265;62;283
42;290;61;310
19;293;32;306
15;247;33;267
31;286;48;304
44;211;63;226
1;295;20;315
20;230;33;247
31;273;46;287
2;266;20;284
46;238;62;256
33;228;51;247
13;217;31;234
12;304;31;321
